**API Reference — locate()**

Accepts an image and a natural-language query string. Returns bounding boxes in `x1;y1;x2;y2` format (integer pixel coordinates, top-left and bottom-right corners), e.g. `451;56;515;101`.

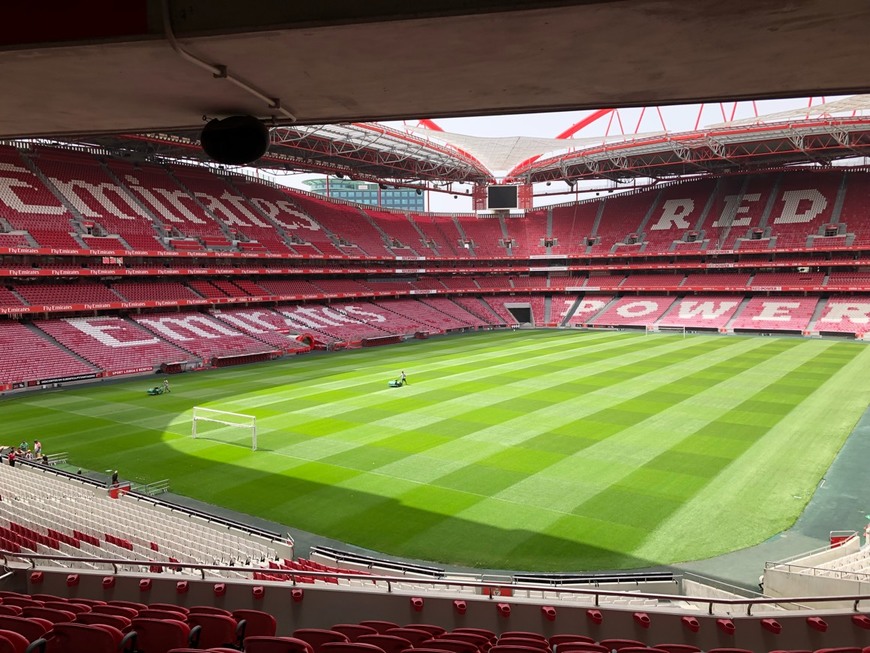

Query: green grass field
5;330;870;572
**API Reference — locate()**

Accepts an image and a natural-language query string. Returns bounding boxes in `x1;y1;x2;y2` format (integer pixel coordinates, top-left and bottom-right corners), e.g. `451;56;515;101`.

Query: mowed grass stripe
235;331;645;417
311;336;740;471
243;333;693;457
372;336;770;486
635;341;870;562
213;331;632;413
566;342;857;538
302;337;792;562
391;339;813;563
6;331;870;572
396;339;859;569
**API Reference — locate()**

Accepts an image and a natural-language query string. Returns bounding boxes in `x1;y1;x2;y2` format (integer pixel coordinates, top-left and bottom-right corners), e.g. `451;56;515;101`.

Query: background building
304;177;426;211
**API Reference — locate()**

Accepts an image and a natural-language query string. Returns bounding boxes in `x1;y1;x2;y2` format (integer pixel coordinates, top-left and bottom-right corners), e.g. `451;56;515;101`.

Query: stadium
4;2;870;652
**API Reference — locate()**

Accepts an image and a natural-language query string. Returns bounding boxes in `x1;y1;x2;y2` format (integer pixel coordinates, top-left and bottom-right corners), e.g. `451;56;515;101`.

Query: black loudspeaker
200;115;270;165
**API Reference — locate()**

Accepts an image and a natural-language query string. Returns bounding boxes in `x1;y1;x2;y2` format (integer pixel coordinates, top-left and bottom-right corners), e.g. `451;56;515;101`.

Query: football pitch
5;329;870;572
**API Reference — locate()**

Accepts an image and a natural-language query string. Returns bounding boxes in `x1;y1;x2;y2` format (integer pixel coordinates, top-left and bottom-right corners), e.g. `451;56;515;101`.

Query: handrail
770;534;859;566
2;550;867;615
764;560;870;583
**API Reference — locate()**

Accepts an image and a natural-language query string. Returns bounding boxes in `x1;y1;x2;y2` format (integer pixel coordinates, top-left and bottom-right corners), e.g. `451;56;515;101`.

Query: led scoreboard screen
487;185;519;210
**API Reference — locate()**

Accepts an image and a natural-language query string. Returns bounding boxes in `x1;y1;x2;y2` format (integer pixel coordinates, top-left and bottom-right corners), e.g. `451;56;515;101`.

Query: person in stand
162;378;171;393
18;440;27;453
33;440;41;457
8;450;15;468
111;470;119;487
400;371;407;386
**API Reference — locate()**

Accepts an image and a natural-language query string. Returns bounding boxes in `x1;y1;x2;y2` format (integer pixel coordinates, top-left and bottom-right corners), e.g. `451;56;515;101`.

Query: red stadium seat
43;622;130;653
556;645;609;653
386;628;433;647
0;601;39;611
357;634;413;653
107;600;146;613
41;602;89;615
130;617;194;653
550;636;596;649
187;613;240;650
492;647;549;653
20;608;75;624
0;616;49;644
245;636;316;653
149;604;190;615
75;611;131;630
189;605;233;617
496;639;550;652
332;625;379;641
0;609;21;618
0;629;35;653
321;643;388;653
444;633;492;651
420;639;479;653
600;641;645;653
358;621;399;635
293;629;351;653
652;647;699;653
451;629;494;642
233;609;277;638
0;631;30;653
27;597;60;604
91;605;139;619
140;609;191;621
408;625;448;638
67;599;105;608
501;634;547;643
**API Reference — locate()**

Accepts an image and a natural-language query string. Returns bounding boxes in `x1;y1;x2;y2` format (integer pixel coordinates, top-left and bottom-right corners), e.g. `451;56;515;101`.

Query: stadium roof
67;98;870;188
10;2;870;187
5;0;870;138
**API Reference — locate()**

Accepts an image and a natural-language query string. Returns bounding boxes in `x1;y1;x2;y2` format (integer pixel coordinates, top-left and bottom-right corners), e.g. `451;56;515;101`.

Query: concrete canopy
3;0;870;139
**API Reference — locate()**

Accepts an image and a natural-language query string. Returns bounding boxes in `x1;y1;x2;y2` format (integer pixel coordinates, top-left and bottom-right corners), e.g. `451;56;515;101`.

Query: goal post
192;407;258;451
647;325;687;337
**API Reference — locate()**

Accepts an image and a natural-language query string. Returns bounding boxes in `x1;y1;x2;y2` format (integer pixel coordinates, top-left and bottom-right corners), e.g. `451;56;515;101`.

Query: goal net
192;407;257;451
646;325;687;337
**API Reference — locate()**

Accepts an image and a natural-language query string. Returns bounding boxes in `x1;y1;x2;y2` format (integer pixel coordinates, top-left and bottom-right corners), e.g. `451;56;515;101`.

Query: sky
268;96;857;212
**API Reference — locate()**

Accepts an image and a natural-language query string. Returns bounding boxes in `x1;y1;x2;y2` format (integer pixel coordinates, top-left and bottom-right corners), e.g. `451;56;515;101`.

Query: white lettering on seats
677;301;739;320
277;307;329;329
616;301;659;317
152;188;206;224
650;199;694;230
772;189;828;224
712;193;761;227
66;318;159;347
50;178;151;220
560;299;581;318
138;315;240;341
819;303;870;325
251;199;322;231
342;305;387;322
321;307;362;324
194;192;269;228
216;311;288;333
752;302;800;321
0;164;66;214
571;299;606;317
